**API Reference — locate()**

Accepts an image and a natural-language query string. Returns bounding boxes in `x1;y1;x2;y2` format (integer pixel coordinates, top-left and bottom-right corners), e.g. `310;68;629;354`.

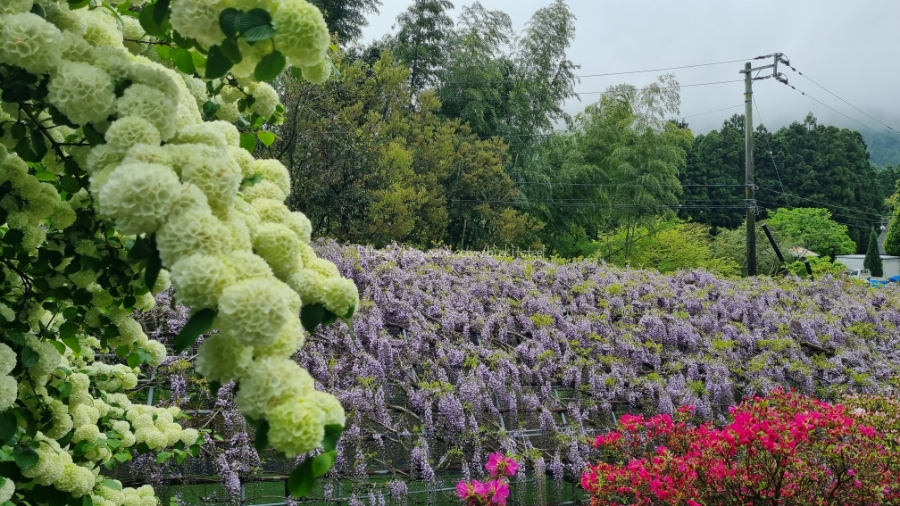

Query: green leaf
0;412;17;444
13;445;39;470
219;37;243;64
253;420;269;452
174;308;216;352
219;8;243;38
144;234;161;292
82;124;105;147
59;321;78;340
115;345;130;358
246;174;262;186
312;450;336;477
300;303;326;333
171;48;196;75
58;381;72;400
202;101;220;121
208;380;221;397
322;424;343;452
136;348;154;365
34;171;57;182
126;352;140;368
153;0;171;26
240;8;274;42
68;0;91;9
172;31;194;50
205;45;234;79
254;50;285;82
155;45;172;60
257;131;275;147
60;175;81;195
30;129;48;161
138;3;164;38
174;449;186;465
47;339;66;355
188;444;200;457
123;294;136;309
21;346;40;368
11;123;26;140
114;452;131;462
100;479;122;491
287;457;315;498
156;451;171;464
83;494;95;506
62;336;82;355
239;133;256;153
321;309;338;327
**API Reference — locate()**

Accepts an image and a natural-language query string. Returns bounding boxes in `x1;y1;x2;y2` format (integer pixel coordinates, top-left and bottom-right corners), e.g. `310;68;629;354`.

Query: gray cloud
363;0;900;137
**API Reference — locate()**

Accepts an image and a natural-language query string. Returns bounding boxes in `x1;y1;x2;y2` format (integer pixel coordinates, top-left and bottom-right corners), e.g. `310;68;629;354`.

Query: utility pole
744;62;756;276
740;53;789;276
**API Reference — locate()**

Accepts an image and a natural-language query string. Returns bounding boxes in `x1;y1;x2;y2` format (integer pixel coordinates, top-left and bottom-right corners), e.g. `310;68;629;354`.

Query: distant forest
861;131;900;167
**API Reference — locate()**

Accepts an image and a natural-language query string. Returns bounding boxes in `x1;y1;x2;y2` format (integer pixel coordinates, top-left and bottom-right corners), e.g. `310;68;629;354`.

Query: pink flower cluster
581;389;900;505
457;453;518;505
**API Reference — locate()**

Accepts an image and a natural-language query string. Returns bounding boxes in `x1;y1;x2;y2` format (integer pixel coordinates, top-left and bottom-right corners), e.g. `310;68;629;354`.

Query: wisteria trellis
129;242;900;504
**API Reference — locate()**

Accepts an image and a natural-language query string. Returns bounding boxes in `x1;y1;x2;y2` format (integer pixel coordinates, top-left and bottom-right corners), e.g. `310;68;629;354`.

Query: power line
776;79;900;148
681;104;743;120
756;187;885;219
576;58;755;79
579;79;741;96
753;96;789;207
756;202;871;232
783;64;900;135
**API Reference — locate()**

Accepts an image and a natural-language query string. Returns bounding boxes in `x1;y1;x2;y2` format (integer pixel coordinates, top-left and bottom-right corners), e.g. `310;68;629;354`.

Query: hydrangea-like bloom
156;207;233;266
252;159;291;196
235;357;314;419
0;0;33;15
309;390;346;427
170;254;236;309
272;0;330;67
320;276;360;318
99;163;181;235
116;84;178;140
250;82;279;118
0;375;16;411
0;13;62;73
169;0;226;49
216;279;292;347
176;147;242;212
254;315;305;358
46;61;116;125
194;333;254;382
105;117;162;154
267;397;326;457
300;59;332;85
243;180;286;202
0;475;14;504
0;343;15;375
253;223;301;276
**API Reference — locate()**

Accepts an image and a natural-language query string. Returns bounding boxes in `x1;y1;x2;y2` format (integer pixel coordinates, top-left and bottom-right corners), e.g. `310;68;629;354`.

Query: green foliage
864;227;883;277
765;207;856;257
784;256;848;278
392;0;455;94
271;51;541;249
595;218;741;276
884;208;900;256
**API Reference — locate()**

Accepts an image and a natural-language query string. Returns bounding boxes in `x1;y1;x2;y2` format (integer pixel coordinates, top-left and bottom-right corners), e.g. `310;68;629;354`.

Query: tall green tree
310;0;381;42
765;207;856;258
865;227;884;277
883;208;900;256
393;0;455;95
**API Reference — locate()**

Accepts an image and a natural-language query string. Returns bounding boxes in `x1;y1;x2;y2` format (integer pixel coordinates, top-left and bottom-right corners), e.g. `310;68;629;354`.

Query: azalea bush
581;389;900;505
0;0;358;504
456;453;518;506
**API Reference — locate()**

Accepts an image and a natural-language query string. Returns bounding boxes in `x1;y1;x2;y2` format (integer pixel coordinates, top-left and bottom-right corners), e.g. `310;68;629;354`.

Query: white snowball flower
98;163;181;235
0;12;62;73
216;278;293;348
46;61;116;125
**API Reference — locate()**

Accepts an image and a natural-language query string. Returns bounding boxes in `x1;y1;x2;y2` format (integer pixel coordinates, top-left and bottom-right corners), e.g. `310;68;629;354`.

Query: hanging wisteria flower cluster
0;0;356;504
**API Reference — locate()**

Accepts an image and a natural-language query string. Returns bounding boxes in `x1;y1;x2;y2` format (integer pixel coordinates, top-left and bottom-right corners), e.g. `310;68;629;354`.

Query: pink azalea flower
489;480;510;505
456;480;474;500
485;453;518;477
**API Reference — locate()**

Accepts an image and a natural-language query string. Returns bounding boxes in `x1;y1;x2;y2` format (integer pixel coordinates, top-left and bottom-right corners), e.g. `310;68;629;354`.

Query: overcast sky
361;0;900;138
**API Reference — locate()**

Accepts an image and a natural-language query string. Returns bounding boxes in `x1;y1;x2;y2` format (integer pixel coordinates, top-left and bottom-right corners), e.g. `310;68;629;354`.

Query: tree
272;51;540;249
884;208;900;256
765;208;856;258
0;2;353;503
393;0;455;96
865;227;884;277
310;0;381;42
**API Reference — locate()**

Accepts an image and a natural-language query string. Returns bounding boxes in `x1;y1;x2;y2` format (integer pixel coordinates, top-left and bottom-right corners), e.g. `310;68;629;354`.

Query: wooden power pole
740;53;789;276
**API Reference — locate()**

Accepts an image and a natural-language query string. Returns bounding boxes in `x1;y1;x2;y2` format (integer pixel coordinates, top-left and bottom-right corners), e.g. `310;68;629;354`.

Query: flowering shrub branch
0;0;357;504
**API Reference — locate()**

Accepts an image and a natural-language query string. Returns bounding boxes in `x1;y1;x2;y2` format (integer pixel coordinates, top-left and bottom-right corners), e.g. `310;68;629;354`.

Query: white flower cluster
0;0;353;499
167;0;332;83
